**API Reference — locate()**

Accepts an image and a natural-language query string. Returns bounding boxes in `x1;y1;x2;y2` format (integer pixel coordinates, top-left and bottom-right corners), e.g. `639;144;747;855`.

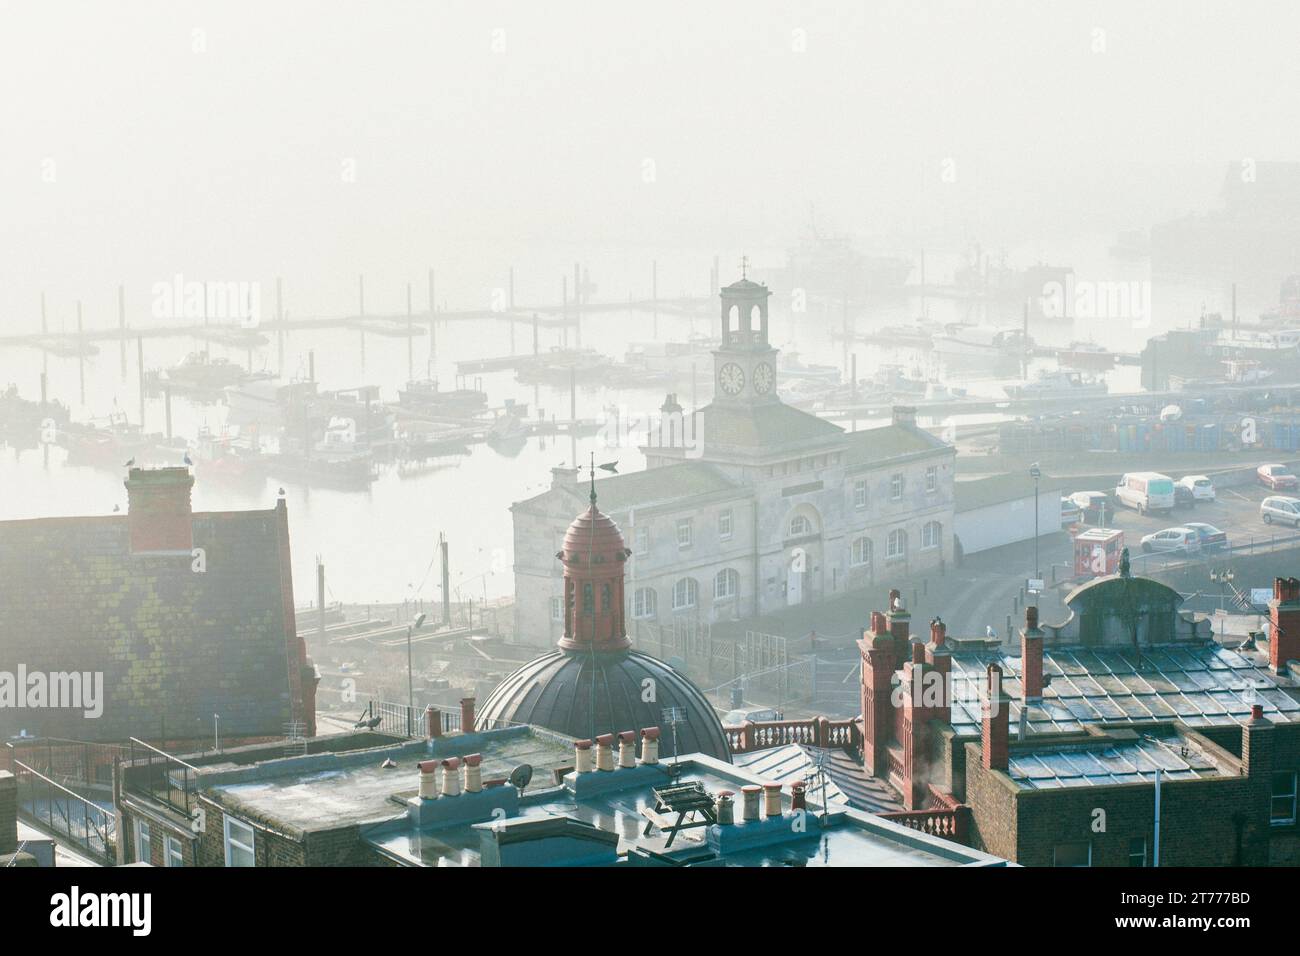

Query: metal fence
364;700;461;738
10;758;116;865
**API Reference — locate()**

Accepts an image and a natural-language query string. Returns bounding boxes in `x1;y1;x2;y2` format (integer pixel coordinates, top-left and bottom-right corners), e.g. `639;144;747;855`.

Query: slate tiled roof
0;507;302;742
732;743;903;812
946;642;1300;737
844;423;950;463
697;401;843;449
1007;734;1224;790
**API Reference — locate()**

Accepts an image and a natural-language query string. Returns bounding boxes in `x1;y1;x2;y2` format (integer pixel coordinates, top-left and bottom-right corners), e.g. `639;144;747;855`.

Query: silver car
1139;527;1201;554
1261;496;1300;527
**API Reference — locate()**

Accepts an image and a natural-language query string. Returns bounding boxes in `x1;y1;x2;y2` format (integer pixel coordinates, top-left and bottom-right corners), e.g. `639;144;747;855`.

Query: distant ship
1004;368;1108;399
762;213;912;298
930;323;1033;357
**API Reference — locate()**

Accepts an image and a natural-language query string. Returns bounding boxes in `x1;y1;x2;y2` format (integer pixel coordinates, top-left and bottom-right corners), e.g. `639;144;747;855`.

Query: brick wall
963;722;1300;867
0;771;17;854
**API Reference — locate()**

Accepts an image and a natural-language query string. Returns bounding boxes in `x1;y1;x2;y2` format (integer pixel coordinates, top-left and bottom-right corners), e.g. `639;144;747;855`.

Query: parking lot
1062;476;1300;559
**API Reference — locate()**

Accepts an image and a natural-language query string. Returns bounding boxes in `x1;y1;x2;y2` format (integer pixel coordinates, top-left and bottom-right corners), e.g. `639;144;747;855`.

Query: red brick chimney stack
460;697;476;732
982;663;1009;771
887;588;910;658
1021;604;1044;700
124;466;195;553
1269;577;1300;674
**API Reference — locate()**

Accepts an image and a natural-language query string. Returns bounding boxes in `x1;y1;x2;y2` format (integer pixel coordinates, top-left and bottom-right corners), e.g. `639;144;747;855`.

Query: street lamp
1210;568;1235;636
1029;462;1042;596
407;612;427;735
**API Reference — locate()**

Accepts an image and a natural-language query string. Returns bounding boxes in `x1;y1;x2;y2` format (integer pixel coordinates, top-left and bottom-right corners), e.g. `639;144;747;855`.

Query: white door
787;564;803;605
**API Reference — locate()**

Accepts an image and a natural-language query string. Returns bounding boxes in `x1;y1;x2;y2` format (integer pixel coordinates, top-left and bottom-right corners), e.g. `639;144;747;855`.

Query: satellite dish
509;763;533;794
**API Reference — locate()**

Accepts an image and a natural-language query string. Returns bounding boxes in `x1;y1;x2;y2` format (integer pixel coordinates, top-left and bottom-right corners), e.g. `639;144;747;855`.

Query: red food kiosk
1073;528;1125;577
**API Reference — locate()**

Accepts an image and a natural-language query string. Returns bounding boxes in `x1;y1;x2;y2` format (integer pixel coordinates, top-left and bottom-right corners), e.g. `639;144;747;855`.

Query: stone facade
512;277;955;646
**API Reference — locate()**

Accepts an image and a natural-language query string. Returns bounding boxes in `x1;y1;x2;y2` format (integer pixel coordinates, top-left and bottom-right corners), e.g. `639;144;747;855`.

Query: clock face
752;362;775;394
719;362;745;396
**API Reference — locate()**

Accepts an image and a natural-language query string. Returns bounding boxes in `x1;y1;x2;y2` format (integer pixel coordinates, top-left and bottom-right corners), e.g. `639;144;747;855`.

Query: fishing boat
147;351;272;397
778;349;840;383
931;323;1032;357
1004;369;1108;399
398;377;489;417
1056;341;1118;371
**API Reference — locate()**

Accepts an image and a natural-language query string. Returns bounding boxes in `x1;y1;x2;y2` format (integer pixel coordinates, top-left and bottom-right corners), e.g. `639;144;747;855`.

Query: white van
1115;472;1176;515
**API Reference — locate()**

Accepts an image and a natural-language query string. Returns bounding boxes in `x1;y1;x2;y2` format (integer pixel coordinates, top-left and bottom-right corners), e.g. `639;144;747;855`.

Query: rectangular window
1127;838;1146;867
224;816;256;868
135;819;151;865
1052;842;1091;867
925;465;938;493
166;835;185;868
634;526;649;556
550;596;563;623
890;473;903;500
719;509;733;540
853;479;868;510
1273;771;1298;826
676;518;693;549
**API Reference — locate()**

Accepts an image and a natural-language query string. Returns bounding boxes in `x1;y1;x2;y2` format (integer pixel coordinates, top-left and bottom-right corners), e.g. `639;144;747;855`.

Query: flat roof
203;728;575;832
367;756;1001;868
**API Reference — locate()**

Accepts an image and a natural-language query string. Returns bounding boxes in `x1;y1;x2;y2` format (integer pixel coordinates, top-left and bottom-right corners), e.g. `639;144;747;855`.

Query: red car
1258;464;1299;490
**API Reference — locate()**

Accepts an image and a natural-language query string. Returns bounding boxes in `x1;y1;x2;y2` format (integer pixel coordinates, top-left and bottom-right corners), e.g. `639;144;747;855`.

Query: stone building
512;275;955;644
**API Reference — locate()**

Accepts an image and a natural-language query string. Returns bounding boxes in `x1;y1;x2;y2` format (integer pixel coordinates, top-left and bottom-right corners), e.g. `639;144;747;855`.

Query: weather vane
585;452;619;505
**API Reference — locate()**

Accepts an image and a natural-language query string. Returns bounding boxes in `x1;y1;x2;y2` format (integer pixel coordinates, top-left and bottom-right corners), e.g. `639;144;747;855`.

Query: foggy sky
2;0;1297;319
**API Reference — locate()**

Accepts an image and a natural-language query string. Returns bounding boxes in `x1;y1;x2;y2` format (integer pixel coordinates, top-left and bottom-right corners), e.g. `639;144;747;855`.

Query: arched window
851;536;872;567
922;520;942;550
582;582;594;613
632;587;657;619
789;515;812;537
887;529;907;560
714;568;739;600
672;577;698;610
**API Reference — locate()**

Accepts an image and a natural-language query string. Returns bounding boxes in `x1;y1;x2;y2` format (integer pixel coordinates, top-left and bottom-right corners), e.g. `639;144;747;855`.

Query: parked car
1173;484;1196;509
1069;490;1114;525
722;707;783;726
1139;527;1202;554
1183;522;1229;553
1258;463;1299;491
1116;472;1176;515
1177;474;1216;502
1060;496;1081;526
1261;495;1300;527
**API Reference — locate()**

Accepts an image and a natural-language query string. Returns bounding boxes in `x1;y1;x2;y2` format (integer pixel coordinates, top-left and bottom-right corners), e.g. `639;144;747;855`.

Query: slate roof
476;649;732;762
844;423;950;464
946;642;1300;737
514;462;741;515
0;506;304;742
731;743;903;812
696;401;843;449
1007;733;1224;790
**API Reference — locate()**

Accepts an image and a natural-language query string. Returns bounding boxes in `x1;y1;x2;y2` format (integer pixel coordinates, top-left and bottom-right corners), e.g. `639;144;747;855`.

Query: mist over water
2;1;1297;601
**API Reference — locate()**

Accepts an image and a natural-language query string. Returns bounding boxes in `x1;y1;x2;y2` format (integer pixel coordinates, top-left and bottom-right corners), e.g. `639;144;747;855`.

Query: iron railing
125;737;199;818
10;758;116;865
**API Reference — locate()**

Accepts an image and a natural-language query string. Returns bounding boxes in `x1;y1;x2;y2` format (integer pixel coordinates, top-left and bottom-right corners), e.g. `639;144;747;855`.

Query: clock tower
714;269;778;405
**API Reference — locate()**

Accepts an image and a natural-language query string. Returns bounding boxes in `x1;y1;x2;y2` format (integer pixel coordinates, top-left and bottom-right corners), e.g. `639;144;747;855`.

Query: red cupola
556;486;632;652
